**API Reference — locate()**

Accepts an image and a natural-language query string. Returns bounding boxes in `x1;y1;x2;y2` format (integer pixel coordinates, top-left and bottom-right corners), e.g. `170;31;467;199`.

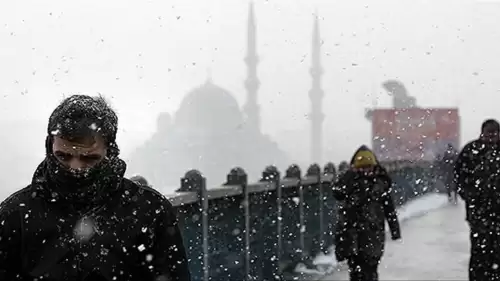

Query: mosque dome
174;80;244;133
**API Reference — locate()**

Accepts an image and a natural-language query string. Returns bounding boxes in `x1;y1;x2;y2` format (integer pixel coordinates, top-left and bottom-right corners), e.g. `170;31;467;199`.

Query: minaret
243;1;261;133
309;13;325;164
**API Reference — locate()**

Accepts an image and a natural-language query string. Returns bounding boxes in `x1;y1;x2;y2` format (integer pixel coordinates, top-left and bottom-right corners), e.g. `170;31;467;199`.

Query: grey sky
1;0;499;193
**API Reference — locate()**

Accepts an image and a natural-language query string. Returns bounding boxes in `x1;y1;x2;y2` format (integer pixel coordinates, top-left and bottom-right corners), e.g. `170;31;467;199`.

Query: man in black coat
333;145;401;281
455;119;500;281
0;95;191;281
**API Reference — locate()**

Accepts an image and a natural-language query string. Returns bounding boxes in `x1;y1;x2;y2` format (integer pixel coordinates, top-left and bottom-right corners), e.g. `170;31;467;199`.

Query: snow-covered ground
296;192;457;278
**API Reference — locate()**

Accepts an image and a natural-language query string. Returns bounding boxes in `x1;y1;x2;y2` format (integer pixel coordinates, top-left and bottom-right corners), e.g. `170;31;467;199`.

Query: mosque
127;3;326;191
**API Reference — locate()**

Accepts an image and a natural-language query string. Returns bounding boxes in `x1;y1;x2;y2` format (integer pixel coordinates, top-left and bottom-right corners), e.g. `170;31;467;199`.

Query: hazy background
1;0;499;198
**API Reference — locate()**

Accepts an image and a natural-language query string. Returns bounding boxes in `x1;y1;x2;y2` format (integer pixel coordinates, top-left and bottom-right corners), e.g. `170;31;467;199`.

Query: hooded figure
333;145;401;281
441;144;458;202
0;95;191;281
455;119;500;281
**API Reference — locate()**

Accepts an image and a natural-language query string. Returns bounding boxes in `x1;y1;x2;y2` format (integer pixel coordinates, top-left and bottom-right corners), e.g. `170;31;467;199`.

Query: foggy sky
1;0;499;195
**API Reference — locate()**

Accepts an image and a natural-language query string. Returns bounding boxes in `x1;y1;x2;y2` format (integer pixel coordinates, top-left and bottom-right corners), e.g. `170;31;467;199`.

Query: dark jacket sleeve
380;173;401;239
0;200;23;280
332;170;356;201
153;198;191;281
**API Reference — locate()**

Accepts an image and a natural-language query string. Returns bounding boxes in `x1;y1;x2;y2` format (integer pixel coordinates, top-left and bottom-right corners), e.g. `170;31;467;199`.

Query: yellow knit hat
352;149;377;168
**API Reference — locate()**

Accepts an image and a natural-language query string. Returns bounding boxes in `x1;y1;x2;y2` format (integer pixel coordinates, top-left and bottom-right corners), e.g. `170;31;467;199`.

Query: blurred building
127;3;289;191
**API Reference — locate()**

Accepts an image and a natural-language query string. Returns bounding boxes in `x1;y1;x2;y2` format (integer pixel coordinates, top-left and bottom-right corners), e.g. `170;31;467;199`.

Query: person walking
455;119;500;281
333;145;401;281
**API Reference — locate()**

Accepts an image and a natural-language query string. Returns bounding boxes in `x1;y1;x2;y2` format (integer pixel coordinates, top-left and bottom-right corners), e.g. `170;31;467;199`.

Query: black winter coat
0;160;191;281
332;166;400;261
454;140;500;227
441;151;457;183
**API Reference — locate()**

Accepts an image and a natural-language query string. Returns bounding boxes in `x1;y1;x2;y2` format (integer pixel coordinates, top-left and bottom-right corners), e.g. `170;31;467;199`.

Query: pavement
321;200;470;280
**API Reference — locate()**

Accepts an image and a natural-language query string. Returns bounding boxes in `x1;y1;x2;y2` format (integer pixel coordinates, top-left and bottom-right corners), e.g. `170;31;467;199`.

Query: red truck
370;108;461;162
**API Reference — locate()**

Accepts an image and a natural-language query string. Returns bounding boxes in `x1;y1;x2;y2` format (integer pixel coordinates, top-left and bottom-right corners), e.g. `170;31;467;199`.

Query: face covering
40;136;126;208
479;139;499;152
44;135;110;189
46;153;112;192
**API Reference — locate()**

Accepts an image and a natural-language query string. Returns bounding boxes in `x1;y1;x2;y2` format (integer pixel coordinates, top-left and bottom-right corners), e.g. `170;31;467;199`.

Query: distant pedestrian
441;143;458;203
333;145;401;281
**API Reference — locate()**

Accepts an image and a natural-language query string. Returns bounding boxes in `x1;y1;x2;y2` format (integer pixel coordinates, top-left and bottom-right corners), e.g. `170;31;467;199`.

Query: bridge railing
165;161;439;281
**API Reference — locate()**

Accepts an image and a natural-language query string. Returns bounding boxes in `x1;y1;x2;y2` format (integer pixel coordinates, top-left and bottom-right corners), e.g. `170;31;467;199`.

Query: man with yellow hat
333;145;401;281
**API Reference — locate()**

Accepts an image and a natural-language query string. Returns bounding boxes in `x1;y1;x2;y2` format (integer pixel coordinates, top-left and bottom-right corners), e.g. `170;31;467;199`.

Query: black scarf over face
33;136;126;210
478;138;500;150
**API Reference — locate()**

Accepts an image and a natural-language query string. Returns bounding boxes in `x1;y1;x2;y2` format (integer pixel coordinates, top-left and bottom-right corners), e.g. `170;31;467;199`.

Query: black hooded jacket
0;158;191;281
332;146;401;260
454;139;500;227
438;145;458;186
